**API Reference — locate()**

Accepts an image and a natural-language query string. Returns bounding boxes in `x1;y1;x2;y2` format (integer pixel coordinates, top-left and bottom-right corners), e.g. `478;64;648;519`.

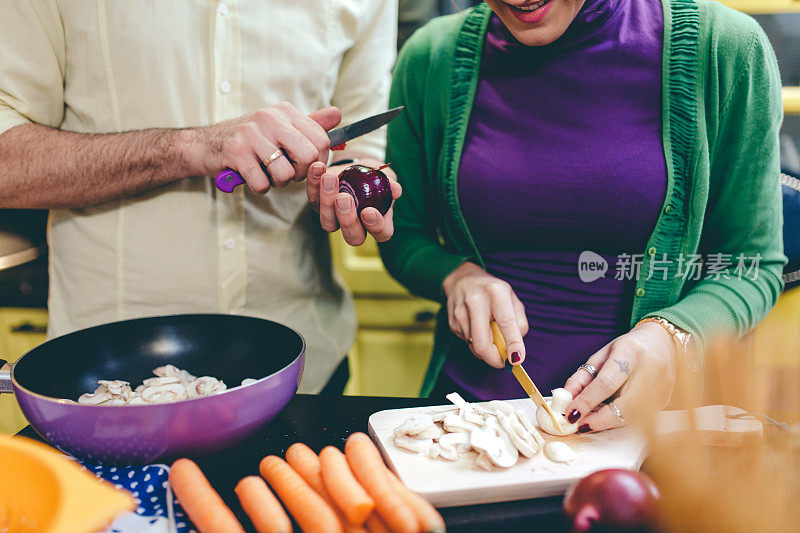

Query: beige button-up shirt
0;0;397;392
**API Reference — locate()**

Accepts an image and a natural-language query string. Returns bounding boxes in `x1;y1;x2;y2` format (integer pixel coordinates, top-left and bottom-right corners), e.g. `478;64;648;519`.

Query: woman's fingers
453;303;470;341
466;294;503;368
488;285;526;365
513;297;529;336
576;397;630;433
317;168;340;232
563;343;612;399
335;193;367;246
566;347;631;424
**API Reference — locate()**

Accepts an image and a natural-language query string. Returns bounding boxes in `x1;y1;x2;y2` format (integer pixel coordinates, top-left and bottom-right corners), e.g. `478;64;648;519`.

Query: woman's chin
489;0;585;47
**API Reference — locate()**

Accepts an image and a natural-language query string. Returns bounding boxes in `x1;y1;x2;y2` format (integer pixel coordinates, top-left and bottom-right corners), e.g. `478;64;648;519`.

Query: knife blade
490;321;563;433
215;106;404;193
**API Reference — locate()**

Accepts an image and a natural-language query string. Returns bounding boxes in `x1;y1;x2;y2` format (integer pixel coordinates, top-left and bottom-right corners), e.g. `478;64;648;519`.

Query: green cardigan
378;0;786;396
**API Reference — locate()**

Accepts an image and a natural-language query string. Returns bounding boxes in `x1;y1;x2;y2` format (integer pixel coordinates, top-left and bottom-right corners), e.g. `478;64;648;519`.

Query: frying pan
0;314;305;465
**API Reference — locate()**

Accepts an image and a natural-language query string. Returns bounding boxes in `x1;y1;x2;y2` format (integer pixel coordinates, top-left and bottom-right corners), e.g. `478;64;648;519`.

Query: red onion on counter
563;469;661;533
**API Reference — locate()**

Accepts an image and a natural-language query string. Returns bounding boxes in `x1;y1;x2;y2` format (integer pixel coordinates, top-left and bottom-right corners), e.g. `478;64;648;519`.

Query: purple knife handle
215;169;245;193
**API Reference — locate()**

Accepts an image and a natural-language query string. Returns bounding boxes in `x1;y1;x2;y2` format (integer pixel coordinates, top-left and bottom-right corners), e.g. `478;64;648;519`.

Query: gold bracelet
636;317;700;372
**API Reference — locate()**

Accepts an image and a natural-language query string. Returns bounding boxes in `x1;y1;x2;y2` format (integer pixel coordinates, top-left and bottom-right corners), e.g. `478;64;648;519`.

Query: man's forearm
0;123;203;209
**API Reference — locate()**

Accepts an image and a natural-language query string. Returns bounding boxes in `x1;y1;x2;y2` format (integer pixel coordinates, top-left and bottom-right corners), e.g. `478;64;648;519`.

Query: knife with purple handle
214;106;404;193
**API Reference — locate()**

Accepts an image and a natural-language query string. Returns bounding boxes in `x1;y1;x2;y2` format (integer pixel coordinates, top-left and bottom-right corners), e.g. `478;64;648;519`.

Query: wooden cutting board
368;401;762;508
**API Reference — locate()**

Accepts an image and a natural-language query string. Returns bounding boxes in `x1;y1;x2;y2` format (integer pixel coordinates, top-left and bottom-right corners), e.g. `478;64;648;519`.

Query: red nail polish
568;409;581;424
578;424;591;433
510;352;521;364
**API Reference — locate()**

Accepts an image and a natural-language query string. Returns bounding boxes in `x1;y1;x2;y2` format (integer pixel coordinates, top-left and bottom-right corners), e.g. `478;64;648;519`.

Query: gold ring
263;149;285;167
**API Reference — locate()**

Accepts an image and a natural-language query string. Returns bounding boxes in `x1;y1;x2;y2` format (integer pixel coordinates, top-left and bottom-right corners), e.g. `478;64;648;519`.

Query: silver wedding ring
609;401;625;423
263;149;285;167
579;363;598;378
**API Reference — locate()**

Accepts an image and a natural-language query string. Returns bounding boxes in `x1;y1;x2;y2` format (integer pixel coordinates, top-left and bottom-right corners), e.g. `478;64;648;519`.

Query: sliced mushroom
416;424;445;440
442;414;481;433
78;391;113;406
429;443;459;462
470;428;518;468
142;376;182;388
516;409;546;448
429;406;459;423
497;411;540;458
487;400;516;417
127;396;146;405
445;392;469;409
393;414;437;437
536;390;579;436
476;451;494;470
97;380;131;396
241;378;258;387
543;441;576;464
483;415;501;437
186;377;227;397
142;383;188;403
438;431;472;453
394;434;434;455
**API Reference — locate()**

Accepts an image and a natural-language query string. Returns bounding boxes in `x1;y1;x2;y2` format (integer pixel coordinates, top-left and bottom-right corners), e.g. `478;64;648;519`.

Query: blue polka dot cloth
79;462;197;533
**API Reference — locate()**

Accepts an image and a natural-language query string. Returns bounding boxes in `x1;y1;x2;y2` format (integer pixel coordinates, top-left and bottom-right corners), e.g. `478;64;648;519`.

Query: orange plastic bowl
0;435;134;532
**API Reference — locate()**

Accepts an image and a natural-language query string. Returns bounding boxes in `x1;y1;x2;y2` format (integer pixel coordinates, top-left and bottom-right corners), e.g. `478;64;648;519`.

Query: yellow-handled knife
490;321;563;433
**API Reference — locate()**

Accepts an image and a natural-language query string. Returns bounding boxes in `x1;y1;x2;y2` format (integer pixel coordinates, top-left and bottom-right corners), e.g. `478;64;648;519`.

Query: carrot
169;458;245;533
386;473;445;533
234;476;292;533
285;443;368;533
320;446;375;525
365;513;391;533
344;433;418;533
260;455;343;533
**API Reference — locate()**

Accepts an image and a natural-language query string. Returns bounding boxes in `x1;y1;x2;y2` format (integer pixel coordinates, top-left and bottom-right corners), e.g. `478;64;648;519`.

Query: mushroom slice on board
442;414;481;433
394;434;434;455
544;441;577;464
393;413;437;437
497;411;540;458
516;409;546;448
471;428;518;468
438;431;472;453
487;400;516;417
416;424;445;440
429;443;459;462
429;406;459;423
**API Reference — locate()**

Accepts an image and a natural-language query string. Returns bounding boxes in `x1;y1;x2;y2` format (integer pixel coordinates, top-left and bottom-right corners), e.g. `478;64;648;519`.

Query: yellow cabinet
331;235;437;397
0;308;47;434
716;0;800;14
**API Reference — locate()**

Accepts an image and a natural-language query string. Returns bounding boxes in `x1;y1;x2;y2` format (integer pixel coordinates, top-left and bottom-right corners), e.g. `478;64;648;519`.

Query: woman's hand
442;262;529;369
306;158;402;246
562;321;678;433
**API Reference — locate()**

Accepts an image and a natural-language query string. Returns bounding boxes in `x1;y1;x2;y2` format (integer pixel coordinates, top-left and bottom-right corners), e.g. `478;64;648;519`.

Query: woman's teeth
516;0;549;11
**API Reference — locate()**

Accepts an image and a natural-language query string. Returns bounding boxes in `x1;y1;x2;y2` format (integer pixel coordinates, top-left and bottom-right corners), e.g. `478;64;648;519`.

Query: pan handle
0;359;12;393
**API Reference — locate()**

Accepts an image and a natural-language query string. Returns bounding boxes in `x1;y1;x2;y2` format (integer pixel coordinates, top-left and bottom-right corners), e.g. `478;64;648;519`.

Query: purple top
446;0;667;400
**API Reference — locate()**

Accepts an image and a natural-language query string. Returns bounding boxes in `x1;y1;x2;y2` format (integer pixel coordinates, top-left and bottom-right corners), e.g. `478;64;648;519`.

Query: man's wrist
177;128;209;176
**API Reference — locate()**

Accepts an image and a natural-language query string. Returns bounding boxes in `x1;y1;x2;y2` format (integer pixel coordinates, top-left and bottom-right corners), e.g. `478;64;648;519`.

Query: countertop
18;394;566;532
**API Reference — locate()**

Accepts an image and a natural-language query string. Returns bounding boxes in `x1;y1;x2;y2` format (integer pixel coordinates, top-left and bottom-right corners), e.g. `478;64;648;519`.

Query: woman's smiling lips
503;0;554;24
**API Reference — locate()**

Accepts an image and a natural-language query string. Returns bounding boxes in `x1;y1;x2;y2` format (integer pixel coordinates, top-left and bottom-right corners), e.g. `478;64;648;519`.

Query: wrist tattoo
614;358;631;375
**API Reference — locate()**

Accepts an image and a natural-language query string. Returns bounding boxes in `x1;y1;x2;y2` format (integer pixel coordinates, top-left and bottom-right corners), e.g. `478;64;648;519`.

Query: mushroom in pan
537;388;579;436
241;378;258;387
78;386;113;406
142;382;188;403
186;376;227;397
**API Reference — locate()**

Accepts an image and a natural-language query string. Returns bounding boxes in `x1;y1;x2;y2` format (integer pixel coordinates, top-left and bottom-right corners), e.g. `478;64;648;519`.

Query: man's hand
306;158;402;246
193;103;341;194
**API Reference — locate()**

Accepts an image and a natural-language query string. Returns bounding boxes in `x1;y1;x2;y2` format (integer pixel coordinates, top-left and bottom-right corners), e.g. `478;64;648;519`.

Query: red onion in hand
338;164;393;216
563;469;660;533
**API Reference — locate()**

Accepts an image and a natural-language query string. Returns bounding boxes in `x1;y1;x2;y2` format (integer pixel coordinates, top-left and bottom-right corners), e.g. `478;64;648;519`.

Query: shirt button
220;81;231;94
218;3;229;15
648;247;657;256
665;205;673;214
636;288;646;298
225;238;236;250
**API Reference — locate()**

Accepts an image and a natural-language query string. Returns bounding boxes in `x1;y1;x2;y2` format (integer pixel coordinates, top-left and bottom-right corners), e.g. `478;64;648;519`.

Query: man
0;1;398;393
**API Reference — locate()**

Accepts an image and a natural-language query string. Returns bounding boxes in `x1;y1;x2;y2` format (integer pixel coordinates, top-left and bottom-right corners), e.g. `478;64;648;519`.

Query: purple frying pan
0;314;304;465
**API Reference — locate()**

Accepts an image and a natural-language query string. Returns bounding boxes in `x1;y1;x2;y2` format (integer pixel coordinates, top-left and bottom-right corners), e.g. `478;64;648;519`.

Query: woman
378;0;785;433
